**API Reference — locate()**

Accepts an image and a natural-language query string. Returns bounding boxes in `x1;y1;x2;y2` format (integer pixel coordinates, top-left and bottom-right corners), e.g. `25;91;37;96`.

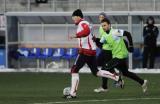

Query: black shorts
97;50;112;67
103;58;128;73
71;54;99;76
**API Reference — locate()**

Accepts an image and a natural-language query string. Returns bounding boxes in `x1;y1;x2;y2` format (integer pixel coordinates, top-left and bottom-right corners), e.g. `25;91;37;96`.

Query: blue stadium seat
17;47;29;58
28;48;41;68
38;48;53;68
62;48;78;68
38;48;53;59
27;48;41;59
62;48;78;60
52;48;65;60
17;48;41;68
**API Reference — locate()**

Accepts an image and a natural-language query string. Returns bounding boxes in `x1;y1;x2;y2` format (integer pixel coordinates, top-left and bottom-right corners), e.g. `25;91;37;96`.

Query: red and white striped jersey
76;19;96;56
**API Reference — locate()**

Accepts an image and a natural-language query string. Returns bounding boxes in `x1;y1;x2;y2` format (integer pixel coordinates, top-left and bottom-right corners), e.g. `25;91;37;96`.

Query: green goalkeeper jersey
98;26;112;50
100;29;128;59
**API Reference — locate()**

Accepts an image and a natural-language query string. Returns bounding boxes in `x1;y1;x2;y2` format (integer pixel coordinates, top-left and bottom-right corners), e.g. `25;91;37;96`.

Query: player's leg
86;56;121;82
95;50;113;92
96;50;106;66
122;70;147;93
118;58;148;93
67;54;85;98
102;58;125;88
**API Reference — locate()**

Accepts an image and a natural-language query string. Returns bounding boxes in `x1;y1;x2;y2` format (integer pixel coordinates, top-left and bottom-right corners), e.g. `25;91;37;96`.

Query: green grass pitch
0;72;159;104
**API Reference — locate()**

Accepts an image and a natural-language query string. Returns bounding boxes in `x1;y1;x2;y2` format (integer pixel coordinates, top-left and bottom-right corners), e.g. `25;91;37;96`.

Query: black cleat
63;94;77;99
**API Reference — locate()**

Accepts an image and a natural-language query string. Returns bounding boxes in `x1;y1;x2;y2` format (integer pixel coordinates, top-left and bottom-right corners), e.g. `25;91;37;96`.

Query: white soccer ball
63;87;71;96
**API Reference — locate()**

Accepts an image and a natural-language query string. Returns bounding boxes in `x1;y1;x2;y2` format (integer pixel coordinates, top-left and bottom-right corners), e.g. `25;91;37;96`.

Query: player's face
99;15;105;22
101;22;110;31
148;19;153;25
72;16;81;24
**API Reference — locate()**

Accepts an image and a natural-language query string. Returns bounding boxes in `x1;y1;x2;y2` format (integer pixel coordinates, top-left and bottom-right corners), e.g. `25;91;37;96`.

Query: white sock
97;70;119;81
70;73;79;96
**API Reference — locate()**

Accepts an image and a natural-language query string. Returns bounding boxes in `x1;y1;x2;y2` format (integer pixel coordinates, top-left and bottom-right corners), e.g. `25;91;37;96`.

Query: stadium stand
2;0;160;12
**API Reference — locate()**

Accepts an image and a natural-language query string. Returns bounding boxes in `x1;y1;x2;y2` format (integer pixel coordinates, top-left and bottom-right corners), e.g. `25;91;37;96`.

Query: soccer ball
63;87;71;96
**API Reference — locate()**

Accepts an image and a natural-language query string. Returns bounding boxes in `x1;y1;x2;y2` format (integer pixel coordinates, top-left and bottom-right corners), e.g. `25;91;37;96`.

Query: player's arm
92;26;104;48
93;37;103;48
153;26;159;38
72;23;90;38
70;23;90;39
123;31;134;52
143;26;148;38
76;23;90;38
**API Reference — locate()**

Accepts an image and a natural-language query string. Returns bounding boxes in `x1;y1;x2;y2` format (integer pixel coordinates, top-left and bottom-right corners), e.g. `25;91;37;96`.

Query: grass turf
0;73;159;104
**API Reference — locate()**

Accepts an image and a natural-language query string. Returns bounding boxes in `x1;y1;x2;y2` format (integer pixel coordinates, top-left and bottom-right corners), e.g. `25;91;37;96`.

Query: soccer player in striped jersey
64;9;124;99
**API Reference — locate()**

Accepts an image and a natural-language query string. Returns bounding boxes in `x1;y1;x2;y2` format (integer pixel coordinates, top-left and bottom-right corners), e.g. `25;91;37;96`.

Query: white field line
33;97;160;104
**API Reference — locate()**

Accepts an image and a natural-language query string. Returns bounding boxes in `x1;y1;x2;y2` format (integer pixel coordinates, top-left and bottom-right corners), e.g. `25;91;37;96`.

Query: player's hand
69;35;76;39
92;36;96;42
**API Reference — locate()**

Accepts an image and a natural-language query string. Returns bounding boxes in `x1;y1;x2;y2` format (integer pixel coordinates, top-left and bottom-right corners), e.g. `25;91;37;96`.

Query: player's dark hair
101;18;111;24
99;12;108;19
72;9;83;18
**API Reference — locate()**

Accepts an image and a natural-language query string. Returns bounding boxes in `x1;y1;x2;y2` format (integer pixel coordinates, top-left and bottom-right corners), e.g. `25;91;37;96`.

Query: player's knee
71;65;79;73
91;68;99;77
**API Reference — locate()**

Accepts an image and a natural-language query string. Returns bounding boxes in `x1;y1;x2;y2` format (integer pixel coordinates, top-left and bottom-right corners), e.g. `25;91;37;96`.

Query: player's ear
108;24;111;28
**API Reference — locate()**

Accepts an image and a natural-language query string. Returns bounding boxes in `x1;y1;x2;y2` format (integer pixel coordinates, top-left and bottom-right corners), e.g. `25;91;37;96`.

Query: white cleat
142;80;148;93
94;87;109;93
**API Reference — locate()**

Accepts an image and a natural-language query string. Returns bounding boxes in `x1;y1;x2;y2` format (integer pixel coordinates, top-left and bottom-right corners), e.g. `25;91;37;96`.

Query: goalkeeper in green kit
98;18;148;93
